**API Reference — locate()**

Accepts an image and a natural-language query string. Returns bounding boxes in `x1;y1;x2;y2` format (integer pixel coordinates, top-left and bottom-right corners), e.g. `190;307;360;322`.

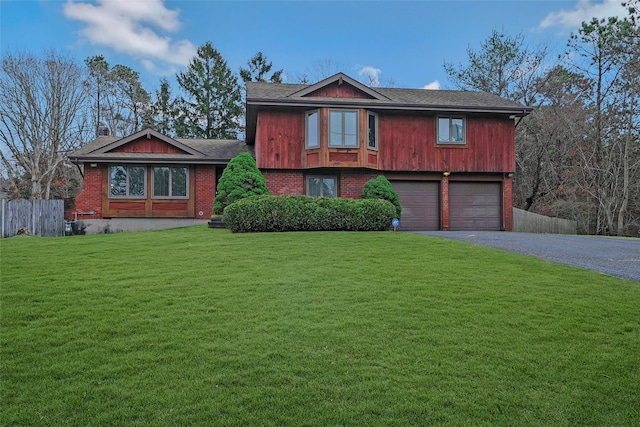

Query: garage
390;181;440;230
449;182;501;230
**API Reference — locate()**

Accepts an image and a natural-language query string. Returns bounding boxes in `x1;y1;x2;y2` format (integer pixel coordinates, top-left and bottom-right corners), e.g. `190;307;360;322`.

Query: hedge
223;195;396;233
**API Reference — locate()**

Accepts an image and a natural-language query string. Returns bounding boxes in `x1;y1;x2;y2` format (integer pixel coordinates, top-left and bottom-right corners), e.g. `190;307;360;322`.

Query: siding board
255;109;515;173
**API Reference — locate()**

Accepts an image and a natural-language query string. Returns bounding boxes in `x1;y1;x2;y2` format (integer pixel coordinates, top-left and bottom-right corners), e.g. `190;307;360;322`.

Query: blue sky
0;0;631;92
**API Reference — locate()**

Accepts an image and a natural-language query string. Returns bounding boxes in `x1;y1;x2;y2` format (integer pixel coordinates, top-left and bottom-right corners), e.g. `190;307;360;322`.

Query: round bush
361;175;402;218
223;196;396;233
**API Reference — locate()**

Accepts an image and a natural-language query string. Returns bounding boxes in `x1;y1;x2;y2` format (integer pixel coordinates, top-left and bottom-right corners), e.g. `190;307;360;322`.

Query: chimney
97;123;110;137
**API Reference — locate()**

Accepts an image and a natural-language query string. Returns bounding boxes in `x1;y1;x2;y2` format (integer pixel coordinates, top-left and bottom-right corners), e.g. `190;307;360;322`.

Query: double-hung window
109;165;146;197
329;110;358;147
153;166;188;198
438;116;466;144
307;176;337;198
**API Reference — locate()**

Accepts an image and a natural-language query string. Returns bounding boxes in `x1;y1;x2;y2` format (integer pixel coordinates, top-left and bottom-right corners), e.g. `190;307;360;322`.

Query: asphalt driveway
416;231;640;282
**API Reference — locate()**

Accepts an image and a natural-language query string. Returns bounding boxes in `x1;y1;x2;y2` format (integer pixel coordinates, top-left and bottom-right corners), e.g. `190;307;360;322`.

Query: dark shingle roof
245;72;531;144
246;75;529;112
69;130;252;165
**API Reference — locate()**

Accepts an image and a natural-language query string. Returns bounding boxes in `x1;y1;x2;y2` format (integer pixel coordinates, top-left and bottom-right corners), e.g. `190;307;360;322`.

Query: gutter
246;98;533;117
69;157;242;165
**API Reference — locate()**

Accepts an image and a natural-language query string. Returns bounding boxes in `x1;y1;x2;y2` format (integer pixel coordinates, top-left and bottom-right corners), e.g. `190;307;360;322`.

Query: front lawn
1;227;638;425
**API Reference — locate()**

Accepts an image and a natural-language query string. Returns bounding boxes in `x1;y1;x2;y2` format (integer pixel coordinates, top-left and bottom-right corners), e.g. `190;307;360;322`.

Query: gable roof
69;128;252;165
288;72;391;100
245;72;532;144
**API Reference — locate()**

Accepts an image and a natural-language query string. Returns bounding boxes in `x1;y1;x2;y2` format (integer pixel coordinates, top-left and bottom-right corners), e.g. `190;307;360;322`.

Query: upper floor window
329;110;358;147
306;110;319;148
367;112;378;150
153;166;188;198
438;116;465;144
109;165;146;198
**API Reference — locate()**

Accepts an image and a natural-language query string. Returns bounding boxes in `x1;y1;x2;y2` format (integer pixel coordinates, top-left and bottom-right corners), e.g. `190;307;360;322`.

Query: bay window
306;110;320;148
329;110;358;147
367;112;378;150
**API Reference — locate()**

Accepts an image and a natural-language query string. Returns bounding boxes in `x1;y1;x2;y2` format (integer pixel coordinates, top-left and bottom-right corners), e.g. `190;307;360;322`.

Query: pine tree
175;42;243;139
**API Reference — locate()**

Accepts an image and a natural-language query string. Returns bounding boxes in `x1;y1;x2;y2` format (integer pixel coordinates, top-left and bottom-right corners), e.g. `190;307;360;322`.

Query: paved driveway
416;231;640;282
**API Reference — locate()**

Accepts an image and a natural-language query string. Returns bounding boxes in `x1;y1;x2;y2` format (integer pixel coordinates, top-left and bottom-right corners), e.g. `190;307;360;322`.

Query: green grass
1;227;639;426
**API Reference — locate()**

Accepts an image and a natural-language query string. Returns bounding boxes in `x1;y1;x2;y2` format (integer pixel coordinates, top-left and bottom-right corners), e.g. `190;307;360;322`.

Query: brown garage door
390;181;440;230
449;182;501;230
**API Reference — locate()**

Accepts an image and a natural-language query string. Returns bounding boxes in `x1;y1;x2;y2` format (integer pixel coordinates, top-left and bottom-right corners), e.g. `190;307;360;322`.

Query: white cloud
539;0;628;29
358;66;382;87
63;0;196;72
422;80;441;90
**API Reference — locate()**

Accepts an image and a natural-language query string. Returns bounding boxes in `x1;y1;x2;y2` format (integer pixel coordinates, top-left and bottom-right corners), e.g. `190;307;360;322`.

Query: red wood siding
255;109;515;173
256;110;304;169
378;114;515;173
111;136;186;154
307;82;374;99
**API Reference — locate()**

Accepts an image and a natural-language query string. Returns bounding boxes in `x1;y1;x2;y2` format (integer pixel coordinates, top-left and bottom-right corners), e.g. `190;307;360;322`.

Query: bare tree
444;29;548;106
565;3;640;235
85;56;150;137
0;51;90;199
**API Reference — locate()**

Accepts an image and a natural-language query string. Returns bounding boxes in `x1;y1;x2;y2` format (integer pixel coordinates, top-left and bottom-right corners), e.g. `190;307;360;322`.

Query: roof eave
69;156;237;165
247;98;533;116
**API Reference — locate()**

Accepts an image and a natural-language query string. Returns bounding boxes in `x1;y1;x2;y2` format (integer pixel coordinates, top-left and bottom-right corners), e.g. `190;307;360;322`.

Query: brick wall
263;170;305;195
72;166;104;219
503;176;513;231
195;165;217;218
340;170;379;199
441;175;449;230
263;169;379;199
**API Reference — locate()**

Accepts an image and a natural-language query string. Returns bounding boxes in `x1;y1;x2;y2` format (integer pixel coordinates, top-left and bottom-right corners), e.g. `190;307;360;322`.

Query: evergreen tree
150;78;176;136
176;41;243;139
213;153;269;215
240;52;283;83
361;176;402;218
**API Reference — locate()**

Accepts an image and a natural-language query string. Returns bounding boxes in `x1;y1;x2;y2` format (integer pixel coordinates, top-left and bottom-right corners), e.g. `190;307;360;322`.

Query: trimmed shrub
213;153;269;214
361;175;402;218
223;195;396;233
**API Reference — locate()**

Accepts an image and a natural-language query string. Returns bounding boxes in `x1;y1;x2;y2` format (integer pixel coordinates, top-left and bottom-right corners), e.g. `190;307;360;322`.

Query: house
245;73;531;231
70;72;531;231
68;128;250;220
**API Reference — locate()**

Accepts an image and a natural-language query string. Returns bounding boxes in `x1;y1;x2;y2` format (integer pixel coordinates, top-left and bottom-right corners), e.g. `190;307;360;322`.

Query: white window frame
109;165;146;198
328;109;359;148
305;110;320;149
152;166;189;199
367;111;379;150
437;116;466;145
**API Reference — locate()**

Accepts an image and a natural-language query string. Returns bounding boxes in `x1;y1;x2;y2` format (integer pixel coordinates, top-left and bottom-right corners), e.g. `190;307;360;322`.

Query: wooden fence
1;199;65;238
513;207;577;234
